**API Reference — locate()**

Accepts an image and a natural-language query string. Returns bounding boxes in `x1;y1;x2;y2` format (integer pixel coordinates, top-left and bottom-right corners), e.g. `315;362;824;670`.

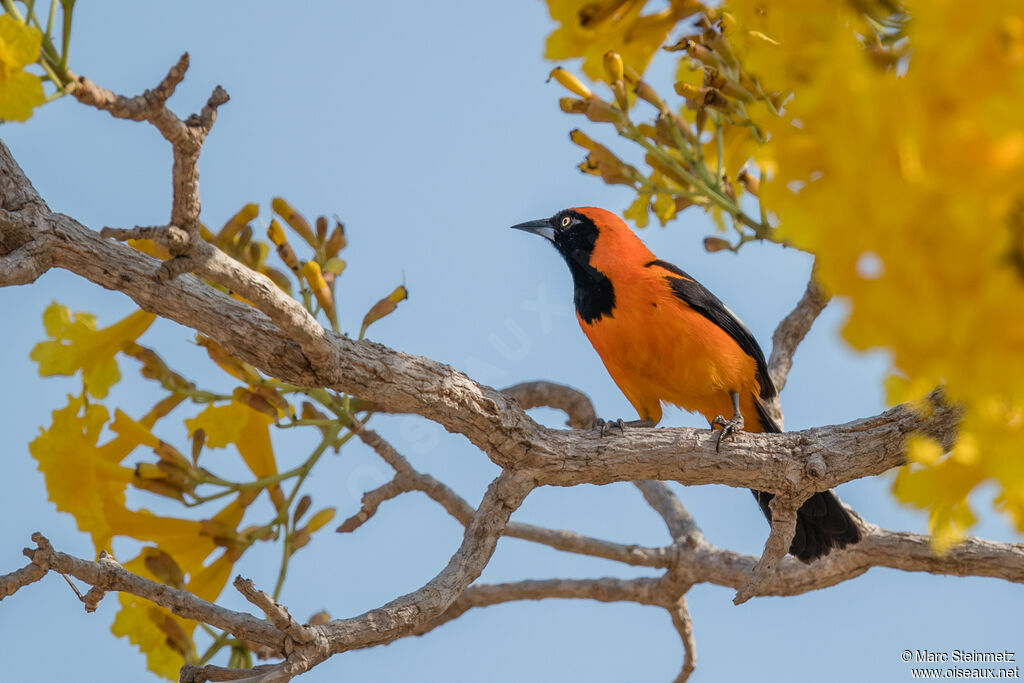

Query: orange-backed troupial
512;206;860;562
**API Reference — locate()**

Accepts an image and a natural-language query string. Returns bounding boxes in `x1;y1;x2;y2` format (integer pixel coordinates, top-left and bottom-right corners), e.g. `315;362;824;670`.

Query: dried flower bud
217;203;259;246
142;548;185;589
307;611;330;626
583;98;624;124
655;112;696;145
559;97;588;114
294;495;313;524
268;220;301;274
325;222;347;256
737;168;760;196
704;236;732;252
634;80;666;111
272;197;317;248
191;428;205;464
705;30;738;67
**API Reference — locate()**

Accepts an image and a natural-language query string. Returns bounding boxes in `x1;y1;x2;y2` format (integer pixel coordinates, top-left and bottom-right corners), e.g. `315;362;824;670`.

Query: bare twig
336;477;406;533
502;381;596;428
347;426;670;566
669;595;697;683
0;560;46;599
233;577;316;645
410;576;667;636
733;495;802;605
634;481;702;543
768;270;830;393
180;663;286;683
71;53;227;237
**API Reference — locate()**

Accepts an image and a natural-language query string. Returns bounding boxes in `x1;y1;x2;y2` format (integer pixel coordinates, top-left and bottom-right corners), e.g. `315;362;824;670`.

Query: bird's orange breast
578;260;762;428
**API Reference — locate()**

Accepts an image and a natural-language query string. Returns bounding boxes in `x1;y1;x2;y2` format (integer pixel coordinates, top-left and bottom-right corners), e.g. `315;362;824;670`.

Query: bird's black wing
645;259;777;402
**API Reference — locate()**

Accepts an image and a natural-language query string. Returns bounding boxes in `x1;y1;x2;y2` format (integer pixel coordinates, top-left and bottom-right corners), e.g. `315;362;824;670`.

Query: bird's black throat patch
550;212;615;324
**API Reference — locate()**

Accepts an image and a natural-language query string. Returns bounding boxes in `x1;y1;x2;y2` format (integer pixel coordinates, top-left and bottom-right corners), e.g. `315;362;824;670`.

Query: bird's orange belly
580;301;759;424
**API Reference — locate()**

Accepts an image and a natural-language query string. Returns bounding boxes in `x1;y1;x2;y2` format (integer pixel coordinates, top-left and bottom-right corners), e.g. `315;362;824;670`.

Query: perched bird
512;206;860;562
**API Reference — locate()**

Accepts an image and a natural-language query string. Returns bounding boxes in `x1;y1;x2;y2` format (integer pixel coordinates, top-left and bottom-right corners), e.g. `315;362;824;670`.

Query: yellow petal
0;15;43;67
29;396;133;551
0;69;45;122
31;304;155;398
186;400;278;479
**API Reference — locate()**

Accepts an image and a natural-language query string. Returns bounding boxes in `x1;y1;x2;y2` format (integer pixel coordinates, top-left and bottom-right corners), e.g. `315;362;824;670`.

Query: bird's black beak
510;218;555;242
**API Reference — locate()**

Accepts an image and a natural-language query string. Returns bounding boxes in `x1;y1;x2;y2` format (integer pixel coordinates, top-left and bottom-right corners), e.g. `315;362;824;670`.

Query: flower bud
302;261;338;329
583;98;624;124
569;128;598;151
559;97;588;114
548;67;592;98
603;51;624;83
737;168;760;196
272;197;317;248
704;236;732;252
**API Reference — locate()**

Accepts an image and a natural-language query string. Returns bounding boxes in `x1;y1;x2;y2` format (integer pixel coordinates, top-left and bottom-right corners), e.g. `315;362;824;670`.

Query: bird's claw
712;414;744;453
592;417;626;437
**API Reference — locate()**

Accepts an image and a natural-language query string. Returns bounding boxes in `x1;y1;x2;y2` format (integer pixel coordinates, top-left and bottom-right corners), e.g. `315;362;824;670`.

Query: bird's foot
712;413;744;452
592;418;656;437
593;417;624;437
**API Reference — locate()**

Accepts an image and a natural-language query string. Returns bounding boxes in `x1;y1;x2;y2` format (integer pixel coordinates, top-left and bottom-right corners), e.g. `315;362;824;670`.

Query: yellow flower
31;303;155;399
30;396;132;551
0;14;45;122
545;0;686;79
186;400;286;509
729;0;1024;541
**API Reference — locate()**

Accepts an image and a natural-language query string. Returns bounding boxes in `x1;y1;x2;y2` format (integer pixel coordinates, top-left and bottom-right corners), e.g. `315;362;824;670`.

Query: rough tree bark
1;56;1022;683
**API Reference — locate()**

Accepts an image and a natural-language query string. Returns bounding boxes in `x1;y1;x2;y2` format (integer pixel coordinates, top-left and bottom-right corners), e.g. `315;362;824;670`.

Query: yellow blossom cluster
545;0;1024;549
730;0;1024;550
0;13;44;121
0;1;77;122
25;201;406;678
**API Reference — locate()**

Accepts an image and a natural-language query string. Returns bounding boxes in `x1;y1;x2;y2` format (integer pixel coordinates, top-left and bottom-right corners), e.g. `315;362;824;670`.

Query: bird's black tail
751;397;862;563
751;489;861;563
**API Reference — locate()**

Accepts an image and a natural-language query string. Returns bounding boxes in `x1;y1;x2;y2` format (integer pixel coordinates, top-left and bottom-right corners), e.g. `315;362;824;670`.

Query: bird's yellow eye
561;216;571;227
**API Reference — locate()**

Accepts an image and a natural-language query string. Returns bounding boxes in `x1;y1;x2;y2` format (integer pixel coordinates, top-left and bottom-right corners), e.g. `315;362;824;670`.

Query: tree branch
634;480;702;544
502;381;596;429
408;576;667;637
344;426;671;568
322;470;535;653
669;594;697;683
732;494;802;605
8;534;285;651
768;268;830;393
71;53;227;236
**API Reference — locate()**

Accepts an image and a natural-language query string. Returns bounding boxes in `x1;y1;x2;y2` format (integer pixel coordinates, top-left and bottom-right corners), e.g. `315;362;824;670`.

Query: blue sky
1;2;1020;681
